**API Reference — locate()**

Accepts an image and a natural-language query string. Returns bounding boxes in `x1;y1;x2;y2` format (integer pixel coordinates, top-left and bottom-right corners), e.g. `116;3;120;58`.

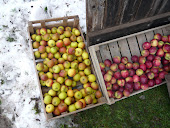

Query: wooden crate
89;23;170;105
27;15;107;120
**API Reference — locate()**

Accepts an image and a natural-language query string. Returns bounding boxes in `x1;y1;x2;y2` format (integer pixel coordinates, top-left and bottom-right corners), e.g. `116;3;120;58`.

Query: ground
0;0;170;128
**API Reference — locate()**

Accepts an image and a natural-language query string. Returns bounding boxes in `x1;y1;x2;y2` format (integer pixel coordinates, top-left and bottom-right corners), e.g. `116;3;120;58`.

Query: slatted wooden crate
27;15;107;120
89;24;170;105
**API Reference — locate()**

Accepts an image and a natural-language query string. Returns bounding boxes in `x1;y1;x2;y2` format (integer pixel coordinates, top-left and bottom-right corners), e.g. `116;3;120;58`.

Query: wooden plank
117;39;131;61
165;74;170;98
145;31;154;42
162;26;170;35
108;41;121;58
96;50;103;63
153;28;163;35
148;0;163;16
127;36;141;56
158;0;170;14
136;34;147;52
99;44;113;63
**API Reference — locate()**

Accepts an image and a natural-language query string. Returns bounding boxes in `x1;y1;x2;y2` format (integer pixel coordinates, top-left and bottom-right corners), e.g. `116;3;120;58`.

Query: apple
53;107;61;116
58;92;67;100
141;50;149;57
140;75;148;84
104;73;112;82
84;68;91;76
154;33;162;41
80;76;88;84
75;48;83;56
105;82;112;90
74;29;81;36
123;89;130;97
82;52;89;60
88;74;96;82
125;62;133;69
141;84;148;90
84;95;93;104
48;52;54;59
57;27;64;34
77;56;83;62
162;59;169;65
139;64;146;71
68;47;75;55
155;77;162;85
77;36;83;42
78;63;86;70
131;55;139;62
110;77;117;84
43;34;51;41
36;63;44;71
115;91;123;99
142;42;151;50
48;89;57;96
125;82;133;91
83;83;91;88
104;59;112;67
110;63;118;72
67;54;74;62
106;70;114;76
64;97;72;106
117;78;125;86
147;72;154;79
71;42;78;48
158;41;164;48
107;90;114;98
145;61;152;69
162;36;168;42
72;73;80;81
121;57;128;64
46;78;53;87
133;75;140;82
134;82;141;90
165;52;170;60
148;79;155;87
52;97;61;106
70;34;77;42
52;65;60;73
38;46;46;53
46;104;54;113
39;71;44;77
99;63;105;70
133;63;139;70
121;70;129;78
139;56;146;64
149;47;157;55
129;69;135;76
79;71;85;76
74;91;83;100
150;39;158;47
118;63;126;70
58;102;67;113
153;59;161;67
112;84;119;91
80;89;87;97
159;71;167;79
163;44;170;52
63;61;70;69
75;101;83;109
59;47;66;54
68;104;76;112
125;77;133;83
31;34;36;41
52;82;60;91
67;89;74;97
60;85;68;92
136;69;144;76
67;69;76;77
65;79;73;87
90;82;98;90
156;48;164;57
56;40;63;48
40;74;48;81
44;95;52;104
95;90;102;98
46;60;54;68
145;69;151;73
35;35;42;42
34;51;40;58
51;33;59;41
163;65;170;72
42;65;49;72
48;40;56;47
113;56;121;64
78;42;85;49
114;72;121;79
54;52;61;59
147;54;155;61
33;41;40;49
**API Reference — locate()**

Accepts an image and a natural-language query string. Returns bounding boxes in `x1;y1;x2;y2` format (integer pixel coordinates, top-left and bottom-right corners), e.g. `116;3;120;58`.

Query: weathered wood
136;33;147;52
127;36;141;56
154;28;163;35
108;41;121;58
96;50;103;63
165;74;170;98
99;45;113;63
145;31;154;42
162;25;170;35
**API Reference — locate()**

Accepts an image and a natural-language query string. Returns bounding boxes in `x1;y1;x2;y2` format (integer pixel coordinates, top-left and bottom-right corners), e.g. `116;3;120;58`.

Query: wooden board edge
165;74;170;97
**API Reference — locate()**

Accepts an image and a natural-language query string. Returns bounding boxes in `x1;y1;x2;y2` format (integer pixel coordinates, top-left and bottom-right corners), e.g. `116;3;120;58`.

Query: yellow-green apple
64;97;72;105
84;68;91;76
84;95;93;104
47;29;51;34
136;69;144;76
58;64;64;70
39;71;44;77
77;36;83;42
70;34;77;42
54;52;61;59
48;40;56;47
83;83;91;88
62;53;68;60
68;69;76;77
74;29;81;36
73;74;81;81
53;73;59;80
74;91;82;100
58;102;67;113
68;104;76;112
52;65;61;73
40;80;46;86
80;89;87;97
51;27;57;34
75;101;83;109
35;35;42;42
84;59;91;66
34;51;40;58
85;87;92;95
46;72;53;79
57;27;64;34
36;63;44;71
52;97;61;106
63;38;71;46
80;76;88;84
60;85;68;92
78;63;86;70
51;33;59;41
64;30;72;37
65;79;73;86
46;104;54;113
91;82;99;90
72;81;77;87
77;56;83;62
48;89;57;96
31;34;36;41
53;107;60;116
58;58;65;64
44;95;52;104
82;51;89;60
75;48;83;56
52;82;61;91
88;74;96;82
58;26;64;30
93;98;97;104
78;42;85;49
71;61;78;69
57;77;64;84
95;90;102;98
67;89;74;97
43;34;51;41
50;47;57;54
43;58;50;65
46;46;51;53
49;67;54;73
71;42;78;48
33;41;40;49
58;92;67;100
44;93;50;97
79;71;85;76
79;99;86;108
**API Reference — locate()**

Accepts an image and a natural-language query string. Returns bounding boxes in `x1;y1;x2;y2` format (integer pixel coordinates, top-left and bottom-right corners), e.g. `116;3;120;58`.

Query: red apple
59;47;66;54
121;57;128;64
153;59;161;67
147;72;154;79
159;71;167;79
147;54;155;61
158;41;164;48
117;79;125;87
110;77;117;84
110;63;118;72
139;64;146;71
107;90;114;98
99;63;105;70
148;79;155;87
168;35;170;42
145;61;152;69
155;77;162;85
101;70;105;76
163;65;170;72
154;33;162;41
141;84;148;90
129;69;135;76
140;75;148;84
118;87;124;92
104;73;112;82
114;72;121;79
139;56;146;64
133;75;140;82
162;59;169;65
126;62;133;69
154;73;158;78
112;84;119;91
149;47;157;55
156;48;164;57
150;39;158;47
106;70;114;76
142;42;151;50
125;77;133;83
121;70;129;78
145;69;151;73
125;82;133;91
162;36;168;42
58;102;67;113
136;69;144;76
164;52;170;60
113;56;121;64
141;50;149;57
68;47;75;55
131;55;139;62
118;63;126;70
133;62;140;70
151;67;159;74
123;89;130;97
134;82;141;90
115;91;123;99
105;82;112;90
104;59;112;67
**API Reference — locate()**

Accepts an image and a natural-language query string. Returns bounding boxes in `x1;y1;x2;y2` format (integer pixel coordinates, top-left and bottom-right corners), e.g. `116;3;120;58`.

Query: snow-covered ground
0;0;86;127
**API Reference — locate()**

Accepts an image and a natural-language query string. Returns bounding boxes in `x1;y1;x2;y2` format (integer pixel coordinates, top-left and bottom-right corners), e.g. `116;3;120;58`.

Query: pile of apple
31;26;102;116
99;33;170;99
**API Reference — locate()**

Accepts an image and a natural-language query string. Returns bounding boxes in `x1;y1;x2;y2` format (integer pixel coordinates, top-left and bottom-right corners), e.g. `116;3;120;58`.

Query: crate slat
117;39;131;61
153;28;163;35
108;41;121;58
162;26;170;35
145;31;154;42
136;34;147;52
127;36;141;56
96;51;103;63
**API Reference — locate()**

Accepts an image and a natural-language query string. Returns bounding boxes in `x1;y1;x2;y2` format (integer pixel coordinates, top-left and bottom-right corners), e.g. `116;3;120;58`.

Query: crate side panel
108;41;121;58
136;33;147;52
145;31;154;42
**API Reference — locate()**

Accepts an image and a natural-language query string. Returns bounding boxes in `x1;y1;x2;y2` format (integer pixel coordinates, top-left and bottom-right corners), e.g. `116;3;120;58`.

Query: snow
0;0;85;127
